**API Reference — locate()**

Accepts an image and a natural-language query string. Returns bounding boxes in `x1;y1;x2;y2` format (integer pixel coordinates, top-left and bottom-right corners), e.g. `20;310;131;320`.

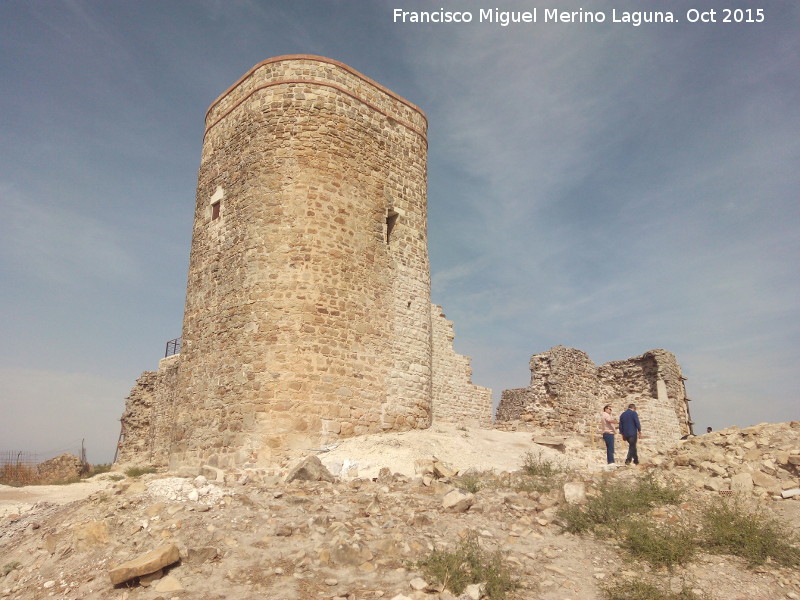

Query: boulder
186;546;219;564
153;575;183;593
563;482;587;505
751;470;781;493
730;472;754;494
37;454;84;482
464;583;485;599
409;577;428;591
781;488;800;499
442;489;474;512
414;459;435;476
330;541;373;566
72;521;110;551
285;455;336;483
201;465;225;481
108;543;180;585
503;493;538;511
432;460;457;479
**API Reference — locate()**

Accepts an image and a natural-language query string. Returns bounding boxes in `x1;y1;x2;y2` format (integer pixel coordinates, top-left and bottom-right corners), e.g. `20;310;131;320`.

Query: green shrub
521;451;564;478
416;532;519;599
507;450;568;494
601;576;709;600
89;463;113;476
52;476;82;485
558;472;683;534
634;472;684;506
701;498;800;568
619;518;698;569
512;476;555;494
124;466;157;478
454;472;484;494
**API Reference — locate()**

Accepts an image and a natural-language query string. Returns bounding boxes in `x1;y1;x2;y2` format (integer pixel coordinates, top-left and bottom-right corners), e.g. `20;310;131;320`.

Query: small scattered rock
153;575;183;593
409;577;427;590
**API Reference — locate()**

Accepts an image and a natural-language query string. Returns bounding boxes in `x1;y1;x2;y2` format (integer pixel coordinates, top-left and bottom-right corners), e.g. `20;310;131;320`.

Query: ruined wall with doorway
496;346;691;450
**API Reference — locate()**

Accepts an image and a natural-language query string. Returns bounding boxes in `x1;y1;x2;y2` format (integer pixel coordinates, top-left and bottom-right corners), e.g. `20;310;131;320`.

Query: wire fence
0;450;39;466
0;443;88;486
0;451;41;485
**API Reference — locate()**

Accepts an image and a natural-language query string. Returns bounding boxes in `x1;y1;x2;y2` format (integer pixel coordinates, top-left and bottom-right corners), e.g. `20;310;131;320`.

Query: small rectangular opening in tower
211;200;221;221
386;210;399;243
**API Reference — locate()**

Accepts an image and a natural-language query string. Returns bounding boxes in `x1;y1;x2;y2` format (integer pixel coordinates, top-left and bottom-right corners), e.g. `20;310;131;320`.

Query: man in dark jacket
619;403;642;465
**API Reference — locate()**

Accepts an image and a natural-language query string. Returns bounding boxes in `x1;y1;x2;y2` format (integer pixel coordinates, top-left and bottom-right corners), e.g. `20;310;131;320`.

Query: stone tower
171;55;431;466
117;56;493;470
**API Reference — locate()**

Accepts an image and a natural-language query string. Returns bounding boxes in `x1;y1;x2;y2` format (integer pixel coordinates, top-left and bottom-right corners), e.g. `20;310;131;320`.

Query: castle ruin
118;56;694;469
118;56;492;469
496;346;693;451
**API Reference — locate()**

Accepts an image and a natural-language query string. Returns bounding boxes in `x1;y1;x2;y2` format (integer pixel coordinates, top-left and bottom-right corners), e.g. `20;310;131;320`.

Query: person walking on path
619;403;642;465
600;405;618;464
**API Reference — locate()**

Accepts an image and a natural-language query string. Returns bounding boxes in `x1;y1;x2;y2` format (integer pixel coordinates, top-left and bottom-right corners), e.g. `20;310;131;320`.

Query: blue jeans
603;433;615;464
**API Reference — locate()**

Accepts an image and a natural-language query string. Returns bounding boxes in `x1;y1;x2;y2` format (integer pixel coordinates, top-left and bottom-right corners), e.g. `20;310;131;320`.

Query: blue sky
1;1;797;464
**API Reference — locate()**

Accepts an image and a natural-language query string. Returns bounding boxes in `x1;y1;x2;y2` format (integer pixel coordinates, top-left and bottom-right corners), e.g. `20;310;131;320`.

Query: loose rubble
652;421;800;499
0;422;798;599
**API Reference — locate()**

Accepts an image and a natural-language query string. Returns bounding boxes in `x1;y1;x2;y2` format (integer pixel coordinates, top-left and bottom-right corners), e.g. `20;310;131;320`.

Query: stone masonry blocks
117;56;493;469
431;306;493;428
497;346;692;451
173;56;431;467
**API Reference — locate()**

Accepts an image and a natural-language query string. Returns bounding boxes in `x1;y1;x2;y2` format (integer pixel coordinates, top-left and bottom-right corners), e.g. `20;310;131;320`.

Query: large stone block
108;543;180;586
730;472;754;494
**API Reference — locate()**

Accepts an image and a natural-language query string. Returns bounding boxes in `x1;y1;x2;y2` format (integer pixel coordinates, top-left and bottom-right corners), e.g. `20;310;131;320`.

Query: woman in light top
600;405;618;464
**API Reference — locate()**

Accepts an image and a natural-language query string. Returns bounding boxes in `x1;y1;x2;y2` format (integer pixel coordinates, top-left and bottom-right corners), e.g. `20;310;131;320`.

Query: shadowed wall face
172;57;431;467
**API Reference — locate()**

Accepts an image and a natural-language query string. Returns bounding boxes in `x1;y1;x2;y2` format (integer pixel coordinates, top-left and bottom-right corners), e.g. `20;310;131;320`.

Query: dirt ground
0;479;116;516
1;424;799;600
316;424;588;478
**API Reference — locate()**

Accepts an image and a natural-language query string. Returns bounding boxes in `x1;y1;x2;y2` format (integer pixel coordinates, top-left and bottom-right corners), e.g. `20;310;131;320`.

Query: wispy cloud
397;2;800;429
0;184;142;287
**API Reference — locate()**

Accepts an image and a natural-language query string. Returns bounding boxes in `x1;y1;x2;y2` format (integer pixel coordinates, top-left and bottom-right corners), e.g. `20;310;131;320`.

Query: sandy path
0;478;115;518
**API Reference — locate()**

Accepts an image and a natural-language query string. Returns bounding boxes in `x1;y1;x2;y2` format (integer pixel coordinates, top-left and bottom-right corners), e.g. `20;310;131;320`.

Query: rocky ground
1;422;799;600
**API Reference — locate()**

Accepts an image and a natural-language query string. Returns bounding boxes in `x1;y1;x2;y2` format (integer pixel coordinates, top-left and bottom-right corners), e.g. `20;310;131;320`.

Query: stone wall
430;305;493;428
497;346;691;451
36;454;85;482
118;355;179;467
597;349;690;443
118;56;492;469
